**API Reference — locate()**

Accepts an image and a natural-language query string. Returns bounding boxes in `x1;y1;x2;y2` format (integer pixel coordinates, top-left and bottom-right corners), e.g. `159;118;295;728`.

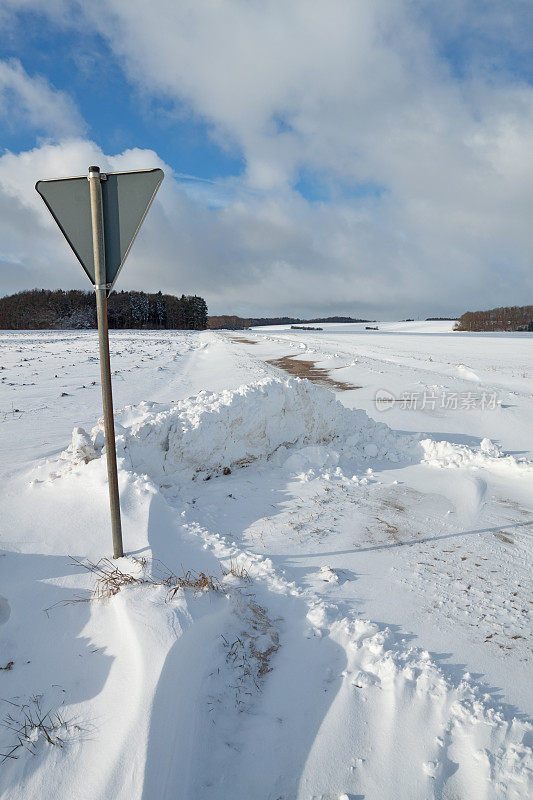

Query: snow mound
60;427;100;465
80;377;415;480
61;378;533;482
317;565;339;583
420;436;532;473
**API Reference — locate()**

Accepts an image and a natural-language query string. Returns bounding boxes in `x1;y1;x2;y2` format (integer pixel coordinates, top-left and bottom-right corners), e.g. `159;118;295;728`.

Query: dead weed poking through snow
220;558;251;583
214;599;281;712
0;696;74;763
69;556;223;601
44;555;254;615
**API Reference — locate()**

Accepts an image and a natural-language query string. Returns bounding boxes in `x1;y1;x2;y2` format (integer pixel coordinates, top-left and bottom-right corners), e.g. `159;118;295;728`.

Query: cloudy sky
0;1;532;319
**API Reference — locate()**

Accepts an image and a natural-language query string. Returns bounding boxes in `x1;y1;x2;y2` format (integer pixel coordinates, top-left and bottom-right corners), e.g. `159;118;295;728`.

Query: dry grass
220;558;251;582
249;601;280;678
167;568;222;599
230;337;257;344
266;353;360;391
220;601;280;702
44;555;252;616
69;556;223;601
0;697;71;763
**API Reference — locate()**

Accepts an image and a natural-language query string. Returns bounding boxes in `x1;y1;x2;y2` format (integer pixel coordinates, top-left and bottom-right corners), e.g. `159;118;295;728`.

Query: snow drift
62;377;532;483
15;338;532;799
63;377;415;480
419;436;533;472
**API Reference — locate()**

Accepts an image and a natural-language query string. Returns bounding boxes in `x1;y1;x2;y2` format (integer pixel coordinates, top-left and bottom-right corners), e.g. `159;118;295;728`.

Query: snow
63;377;420;483
0;324;532;799
253;320;457;334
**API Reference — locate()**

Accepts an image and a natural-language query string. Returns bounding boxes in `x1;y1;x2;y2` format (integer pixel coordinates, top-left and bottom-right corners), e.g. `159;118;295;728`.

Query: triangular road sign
36;167;164;292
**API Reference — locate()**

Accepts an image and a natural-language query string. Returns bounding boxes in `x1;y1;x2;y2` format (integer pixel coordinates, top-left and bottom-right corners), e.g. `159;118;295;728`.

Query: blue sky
1;9;244;181
0;1;532;318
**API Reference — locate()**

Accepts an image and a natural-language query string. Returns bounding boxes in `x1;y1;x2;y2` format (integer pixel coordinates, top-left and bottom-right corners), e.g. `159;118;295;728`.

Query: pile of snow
64;378;416;481
420;436;533;473
317;565;339;583
61;377;532;484
61;427;102;465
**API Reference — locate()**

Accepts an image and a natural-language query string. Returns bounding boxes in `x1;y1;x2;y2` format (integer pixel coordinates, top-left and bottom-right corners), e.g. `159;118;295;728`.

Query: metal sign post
36;165;164;558
88;166;123;558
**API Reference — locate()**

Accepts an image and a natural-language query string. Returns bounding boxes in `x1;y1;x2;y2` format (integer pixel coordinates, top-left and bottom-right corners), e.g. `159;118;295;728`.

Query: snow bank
60;377;533;483
69;377;416;481
420;436;533;473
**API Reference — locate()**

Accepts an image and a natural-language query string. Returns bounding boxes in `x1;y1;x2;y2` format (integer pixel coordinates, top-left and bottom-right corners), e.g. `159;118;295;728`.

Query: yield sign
36;167;164;293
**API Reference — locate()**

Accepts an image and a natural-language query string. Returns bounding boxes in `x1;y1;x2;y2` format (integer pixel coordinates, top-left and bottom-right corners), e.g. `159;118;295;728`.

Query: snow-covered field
1;322;532;799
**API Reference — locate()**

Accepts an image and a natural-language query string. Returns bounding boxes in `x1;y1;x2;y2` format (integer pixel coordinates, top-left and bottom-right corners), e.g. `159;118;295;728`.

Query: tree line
249;315;373;326
207;314;374;329
207;315;251;330
454;306;533;332
0;289;208;330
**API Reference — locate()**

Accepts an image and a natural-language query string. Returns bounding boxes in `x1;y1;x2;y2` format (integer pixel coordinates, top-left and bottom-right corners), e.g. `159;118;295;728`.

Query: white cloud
0;2;533;317
1;135;530;318
0;58;85;139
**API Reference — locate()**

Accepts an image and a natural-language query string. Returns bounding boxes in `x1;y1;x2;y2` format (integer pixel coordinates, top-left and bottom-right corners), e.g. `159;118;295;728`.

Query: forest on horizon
454;305;533;332
0;289;208;330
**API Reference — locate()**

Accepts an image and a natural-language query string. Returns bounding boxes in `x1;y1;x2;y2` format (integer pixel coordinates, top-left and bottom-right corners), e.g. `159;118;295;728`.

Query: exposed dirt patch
380;498;406;514
497;498;532;517
375;516;401;543
493;532;515;545
230;337;258;344
266;353;361;391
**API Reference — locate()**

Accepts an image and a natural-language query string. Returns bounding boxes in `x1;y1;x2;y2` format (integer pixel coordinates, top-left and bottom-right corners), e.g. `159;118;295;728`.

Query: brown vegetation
454;305;533;332
208;315;250;329
70;556;223;600
266;353;360;391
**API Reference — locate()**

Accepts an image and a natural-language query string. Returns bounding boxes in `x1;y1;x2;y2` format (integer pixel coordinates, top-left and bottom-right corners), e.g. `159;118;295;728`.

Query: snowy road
0;324;532;799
